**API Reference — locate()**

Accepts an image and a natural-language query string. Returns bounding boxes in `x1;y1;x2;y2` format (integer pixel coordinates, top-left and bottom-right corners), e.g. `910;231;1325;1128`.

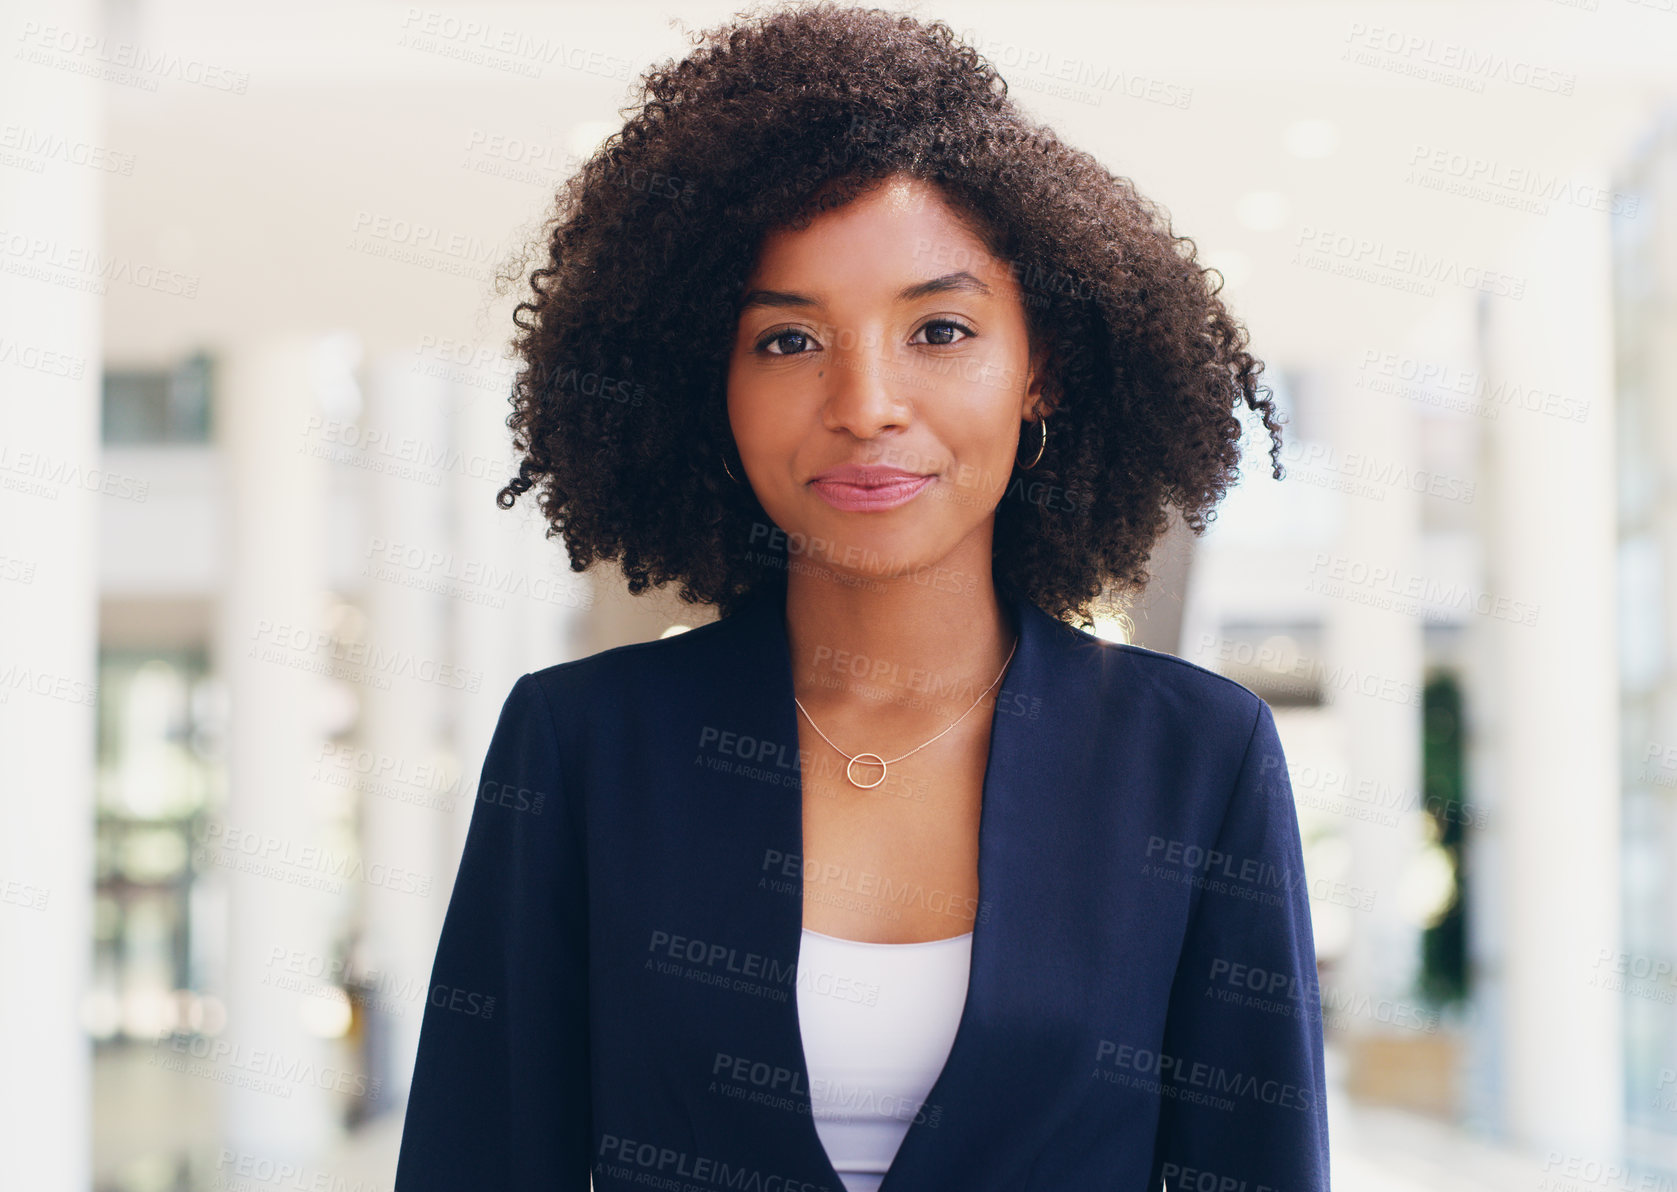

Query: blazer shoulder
522;610;732;705
1016;603;1267;753
1096;635;1268;736
1111;640;1264;702
1028;600;1260;706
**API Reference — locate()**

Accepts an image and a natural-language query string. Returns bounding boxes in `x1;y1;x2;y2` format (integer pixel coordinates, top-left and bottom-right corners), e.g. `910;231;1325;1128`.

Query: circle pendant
846;752;888;789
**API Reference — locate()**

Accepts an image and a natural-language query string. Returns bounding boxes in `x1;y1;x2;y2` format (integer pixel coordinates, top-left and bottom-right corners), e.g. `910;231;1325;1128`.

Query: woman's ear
1022;343;1059;422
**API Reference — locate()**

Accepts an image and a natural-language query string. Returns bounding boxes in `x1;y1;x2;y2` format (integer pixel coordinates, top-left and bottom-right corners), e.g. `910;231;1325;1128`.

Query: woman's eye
913;319;975;346
757;329;818;356
754;320;972;355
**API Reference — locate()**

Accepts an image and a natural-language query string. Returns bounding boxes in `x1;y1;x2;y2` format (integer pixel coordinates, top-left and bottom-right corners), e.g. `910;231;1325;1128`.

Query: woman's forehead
744;179;1016;301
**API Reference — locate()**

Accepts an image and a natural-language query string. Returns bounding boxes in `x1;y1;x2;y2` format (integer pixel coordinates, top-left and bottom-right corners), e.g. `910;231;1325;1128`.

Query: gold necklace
793;635;1019;789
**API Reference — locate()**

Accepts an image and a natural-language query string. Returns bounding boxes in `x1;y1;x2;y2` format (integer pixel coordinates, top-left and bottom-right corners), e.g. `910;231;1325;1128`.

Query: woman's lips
809;474;935;511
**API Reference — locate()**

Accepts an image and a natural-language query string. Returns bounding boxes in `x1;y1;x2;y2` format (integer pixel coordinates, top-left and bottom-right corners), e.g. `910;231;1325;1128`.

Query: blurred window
91;648;221;1044
101;353;213;444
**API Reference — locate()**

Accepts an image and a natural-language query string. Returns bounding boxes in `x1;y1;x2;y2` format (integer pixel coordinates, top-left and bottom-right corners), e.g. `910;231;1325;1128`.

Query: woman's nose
821;331;913;437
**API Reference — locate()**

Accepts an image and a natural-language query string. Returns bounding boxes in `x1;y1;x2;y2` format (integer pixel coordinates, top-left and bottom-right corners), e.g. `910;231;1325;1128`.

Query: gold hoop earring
722;452;742;485
1016;418;1048;470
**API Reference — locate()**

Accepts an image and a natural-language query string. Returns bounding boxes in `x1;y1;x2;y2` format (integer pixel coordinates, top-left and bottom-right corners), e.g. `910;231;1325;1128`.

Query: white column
357;353;452;1101
1322;353;1426;1005
1478;176;1621;1154
0;0;102;1185
213;337;341;1159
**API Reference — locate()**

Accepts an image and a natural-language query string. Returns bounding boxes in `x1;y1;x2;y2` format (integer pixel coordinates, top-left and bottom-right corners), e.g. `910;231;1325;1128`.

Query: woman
396;4;1328;1191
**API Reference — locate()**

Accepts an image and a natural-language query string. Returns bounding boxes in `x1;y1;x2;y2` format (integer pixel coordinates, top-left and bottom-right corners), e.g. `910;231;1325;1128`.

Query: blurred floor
93;1044;218;1191
1321;1049;1556;1192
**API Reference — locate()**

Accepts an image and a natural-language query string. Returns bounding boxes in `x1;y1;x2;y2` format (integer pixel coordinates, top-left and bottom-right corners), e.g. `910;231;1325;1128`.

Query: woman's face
726;172;1047;587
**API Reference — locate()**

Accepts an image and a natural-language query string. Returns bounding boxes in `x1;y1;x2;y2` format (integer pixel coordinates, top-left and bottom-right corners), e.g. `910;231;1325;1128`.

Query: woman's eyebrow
737;270;992;314
898;270;992;302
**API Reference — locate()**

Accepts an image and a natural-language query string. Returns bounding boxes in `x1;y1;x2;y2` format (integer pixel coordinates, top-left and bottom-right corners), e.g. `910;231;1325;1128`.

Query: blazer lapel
709;573;1108;1190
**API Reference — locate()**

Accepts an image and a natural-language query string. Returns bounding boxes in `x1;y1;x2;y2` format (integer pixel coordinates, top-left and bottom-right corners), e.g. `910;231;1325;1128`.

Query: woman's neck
782;560;1016;720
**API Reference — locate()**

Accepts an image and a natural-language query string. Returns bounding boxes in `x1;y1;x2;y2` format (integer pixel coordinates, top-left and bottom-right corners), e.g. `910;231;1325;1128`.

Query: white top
795;927;974;1192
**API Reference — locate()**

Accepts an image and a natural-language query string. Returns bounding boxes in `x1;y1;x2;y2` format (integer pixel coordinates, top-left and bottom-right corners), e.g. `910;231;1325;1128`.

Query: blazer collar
714;570;1107;1190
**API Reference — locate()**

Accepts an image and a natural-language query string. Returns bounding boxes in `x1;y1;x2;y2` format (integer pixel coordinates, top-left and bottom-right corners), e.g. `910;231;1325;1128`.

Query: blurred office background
1;0;1673;1188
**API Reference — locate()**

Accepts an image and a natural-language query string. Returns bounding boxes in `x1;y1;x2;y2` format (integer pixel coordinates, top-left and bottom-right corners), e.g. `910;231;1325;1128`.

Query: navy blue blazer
394;572;1331;1191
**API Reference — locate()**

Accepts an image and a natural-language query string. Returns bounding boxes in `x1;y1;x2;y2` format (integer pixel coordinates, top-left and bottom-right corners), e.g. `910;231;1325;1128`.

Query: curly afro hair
496;0;1285;627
